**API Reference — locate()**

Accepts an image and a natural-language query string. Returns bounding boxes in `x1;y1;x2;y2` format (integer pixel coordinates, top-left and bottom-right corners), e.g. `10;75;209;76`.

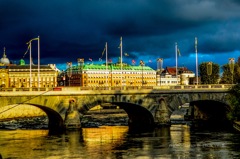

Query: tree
199;62;220;84
227;84;240;121
220;57;240;84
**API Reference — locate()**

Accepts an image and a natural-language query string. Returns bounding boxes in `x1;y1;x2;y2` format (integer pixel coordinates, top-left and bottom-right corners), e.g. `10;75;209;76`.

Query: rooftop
70;63;155;71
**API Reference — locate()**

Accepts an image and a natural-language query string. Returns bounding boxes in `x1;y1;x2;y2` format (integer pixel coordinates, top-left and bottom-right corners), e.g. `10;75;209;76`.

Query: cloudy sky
1;0;240;72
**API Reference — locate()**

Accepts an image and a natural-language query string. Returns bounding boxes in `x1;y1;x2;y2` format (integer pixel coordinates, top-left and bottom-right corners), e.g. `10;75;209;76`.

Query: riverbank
233;121;240;132
0;109;128;130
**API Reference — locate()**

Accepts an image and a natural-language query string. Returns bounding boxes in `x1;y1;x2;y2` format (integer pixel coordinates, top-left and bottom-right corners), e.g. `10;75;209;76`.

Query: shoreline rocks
0;110;128;129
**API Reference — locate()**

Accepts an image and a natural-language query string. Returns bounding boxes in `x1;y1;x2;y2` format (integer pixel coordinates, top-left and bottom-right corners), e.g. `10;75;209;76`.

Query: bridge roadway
0;84;232;130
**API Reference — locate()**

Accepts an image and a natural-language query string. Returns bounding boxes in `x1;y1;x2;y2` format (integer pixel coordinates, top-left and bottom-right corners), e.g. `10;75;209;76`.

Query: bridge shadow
190;100;231;130
113;102;155;131
26;103;64;131
80;102;155;131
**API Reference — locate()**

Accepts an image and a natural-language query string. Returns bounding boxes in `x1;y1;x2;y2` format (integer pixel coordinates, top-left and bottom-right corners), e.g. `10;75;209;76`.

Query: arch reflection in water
82;126;128;145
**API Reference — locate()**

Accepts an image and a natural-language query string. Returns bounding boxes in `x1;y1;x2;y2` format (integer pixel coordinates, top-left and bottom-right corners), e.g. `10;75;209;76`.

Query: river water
1;125;240;159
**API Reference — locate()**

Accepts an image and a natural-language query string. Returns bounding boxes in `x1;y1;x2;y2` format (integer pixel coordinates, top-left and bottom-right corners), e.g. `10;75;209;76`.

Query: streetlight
26;37;40;88
62;70;66;86
67;62;72;86
77;58;84;87
140;60;145;86
229;58;235;84
157;58;163;86
207;62;212;84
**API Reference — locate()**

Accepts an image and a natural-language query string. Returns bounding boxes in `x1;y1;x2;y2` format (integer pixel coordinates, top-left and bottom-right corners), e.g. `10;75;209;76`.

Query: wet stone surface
0;116;48;130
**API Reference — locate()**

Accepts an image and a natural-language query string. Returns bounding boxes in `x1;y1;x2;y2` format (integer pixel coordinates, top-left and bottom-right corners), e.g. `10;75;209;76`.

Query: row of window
84;71;156;75
86;76;156;79
160;81;179;84
9;74;56;77
10;77;56;82
86;80;156;84
9;69;54;72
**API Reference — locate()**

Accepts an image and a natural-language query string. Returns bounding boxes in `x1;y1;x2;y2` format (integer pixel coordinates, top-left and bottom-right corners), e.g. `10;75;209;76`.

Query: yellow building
0;67;9;88
60;60;156;87
8;63;59;88
0;47;59;88
0;48;10;88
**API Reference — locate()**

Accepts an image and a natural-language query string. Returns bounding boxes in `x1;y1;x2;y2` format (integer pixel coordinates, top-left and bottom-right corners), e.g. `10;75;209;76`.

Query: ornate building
0;48;10;88
0;47;59;88
0;66;8;88
58;59;156;87
0;47;10;66
8;63;58;88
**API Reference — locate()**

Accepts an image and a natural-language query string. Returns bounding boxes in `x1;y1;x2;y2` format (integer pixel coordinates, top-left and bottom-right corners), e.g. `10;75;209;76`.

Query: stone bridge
0;86;231;130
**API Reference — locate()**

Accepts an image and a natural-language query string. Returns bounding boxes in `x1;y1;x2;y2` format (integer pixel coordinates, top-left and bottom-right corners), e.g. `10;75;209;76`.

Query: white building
157;67;195;86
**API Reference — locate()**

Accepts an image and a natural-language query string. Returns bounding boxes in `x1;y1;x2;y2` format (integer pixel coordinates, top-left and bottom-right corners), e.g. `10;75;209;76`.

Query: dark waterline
0;125;240;159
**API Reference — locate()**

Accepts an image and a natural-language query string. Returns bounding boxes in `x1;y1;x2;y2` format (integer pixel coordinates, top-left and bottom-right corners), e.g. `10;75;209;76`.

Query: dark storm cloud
1;0;240;69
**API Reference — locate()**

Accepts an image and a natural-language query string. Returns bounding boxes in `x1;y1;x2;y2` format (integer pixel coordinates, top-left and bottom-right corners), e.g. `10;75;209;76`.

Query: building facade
0;48;59;88
0;66;9;88
58;61;156;87
8;64;58;88
157;67;195;86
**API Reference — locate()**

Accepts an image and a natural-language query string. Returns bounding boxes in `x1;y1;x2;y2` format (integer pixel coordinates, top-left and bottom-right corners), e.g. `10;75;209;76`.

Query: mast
29;42;32;88
37;36;40;89
120;36;123;88
175;42;178;82
105;42;108;86
195;37;198;85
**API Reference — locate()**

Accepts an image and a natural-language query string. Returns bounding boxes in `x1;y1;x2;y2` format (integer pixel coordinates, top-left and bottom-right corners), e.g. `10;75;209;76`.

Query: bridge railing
0;84;234;92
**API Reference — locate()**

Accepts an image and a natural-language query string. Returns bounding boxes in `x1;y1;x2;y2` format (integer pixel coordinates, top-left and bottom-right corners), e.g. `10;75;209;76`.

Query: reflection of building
160;67;195;86
59;59;156;87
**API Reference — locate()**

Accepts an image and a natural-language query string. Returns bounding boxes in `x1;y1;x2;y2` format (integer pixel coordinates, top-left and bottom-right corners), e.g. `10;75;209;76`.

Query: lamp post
62;70;66;86
157;58;163;86
67;62;72;86
207;62;212;84
26;40;32;88
140;60;145;86
77;58;84;87
195;37;198;85
229;58;235;84
26;37;40;88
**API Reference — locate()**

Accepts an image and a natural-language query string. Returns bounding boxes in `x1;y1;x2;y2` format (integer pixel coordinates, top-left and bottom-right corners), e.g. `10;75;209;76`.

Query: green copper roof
19;59;25;65
69;63;155;72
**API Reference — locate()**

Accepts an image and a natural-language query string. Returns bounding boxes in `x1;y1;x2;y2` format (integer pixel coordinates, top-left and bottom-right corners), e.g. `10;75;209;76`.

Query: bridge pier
64;99;81;129
154;99;170;125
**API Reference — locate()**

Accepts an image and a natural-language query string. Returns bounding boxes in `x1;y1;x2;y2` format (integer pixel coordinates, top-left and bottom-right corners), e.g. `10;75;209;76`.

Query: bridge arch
0;88;231;129
189;99;230;122
113;102;155;129
25;103;64;131
79;101;155;129
0;103;65;131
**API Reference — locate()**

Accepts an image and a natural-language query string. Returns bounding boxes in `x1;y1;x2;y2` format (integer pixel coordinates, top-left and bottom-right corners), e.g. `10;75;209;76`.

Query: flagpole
29;41;32;88
195;37;198;85
38;36;40;89
175;42;178;83
120;36;123;89
105;42;108;87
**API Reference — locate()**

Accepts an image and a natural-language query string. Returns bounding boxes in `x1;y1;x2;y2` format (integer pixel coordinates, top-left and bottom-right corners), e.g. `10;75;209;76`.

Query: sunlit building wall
160;67;195;86
8;64;58;88
60;61;156;87
0;67;9;88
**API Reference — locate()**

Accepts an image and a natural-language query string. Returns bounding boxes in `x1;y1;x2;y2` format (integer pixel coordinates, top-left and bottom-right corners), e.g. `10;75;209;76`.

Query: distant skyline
1;0;240;72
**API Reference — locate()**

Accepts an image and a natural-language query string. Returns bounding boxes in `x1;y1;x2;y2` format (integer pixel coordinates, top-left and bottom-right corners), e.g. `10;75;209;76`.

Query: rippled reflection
0;125;240;159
